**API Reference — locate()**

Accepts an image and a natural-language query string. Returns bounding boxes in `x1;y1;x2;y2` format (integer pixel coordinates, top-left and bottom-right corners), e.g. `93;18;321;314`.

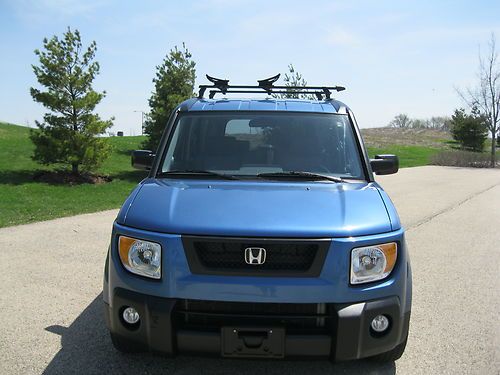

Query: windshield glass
160;112;364;179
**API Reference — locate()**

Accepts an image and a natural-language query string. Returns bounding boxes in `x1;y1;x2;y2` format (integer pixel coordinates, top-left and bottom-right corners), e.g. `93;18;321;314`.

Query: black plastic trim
182;235;331;277
333;297;409;361
177;330;332;358
106;288;177;355
149;107;182;178
105;289;410;360
346;108;374;182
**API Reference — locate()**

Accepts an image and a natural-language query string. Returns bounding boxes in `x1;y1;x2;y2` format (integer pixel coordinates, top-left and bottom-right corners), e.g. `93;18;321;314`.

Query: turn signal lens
350;242;397;284
118;236;161;279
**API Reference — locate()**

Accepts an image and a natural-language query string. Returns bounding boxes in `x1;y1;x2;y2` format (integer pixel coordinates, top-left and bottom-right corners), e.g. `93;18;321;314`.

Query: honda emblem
244;247;267;265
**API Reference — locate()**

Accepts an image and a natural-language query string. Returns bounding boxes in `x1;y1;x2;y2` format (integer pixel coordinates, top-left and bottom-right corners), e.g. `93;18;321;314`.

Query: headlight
350;242;397;284
118;236;161;279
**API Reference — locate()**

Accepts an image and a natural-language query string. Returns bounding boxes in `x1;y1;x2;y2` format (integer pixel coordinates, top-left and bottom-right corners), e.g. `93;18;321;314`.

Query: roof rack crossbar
198;74;345;100
207;89;342;100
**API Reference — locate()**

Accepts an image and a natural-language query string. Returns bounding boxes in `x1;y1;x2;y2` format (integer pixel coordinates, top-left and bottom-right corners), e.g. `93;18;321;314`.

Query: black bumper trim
334;297;408;360
105;288;410;360
105;288;177;356
177;330;331;358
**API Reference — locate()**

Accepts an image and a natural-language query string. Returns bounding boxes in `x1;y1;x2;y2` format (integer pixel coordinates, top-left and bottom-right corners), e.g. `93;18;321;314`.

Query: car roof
179;98;349;114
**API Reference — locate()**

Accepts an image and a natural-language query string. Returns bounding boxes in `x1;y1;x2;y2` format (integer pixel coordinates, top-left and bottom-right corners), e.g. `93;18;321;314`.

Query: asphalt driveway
0;166;499;374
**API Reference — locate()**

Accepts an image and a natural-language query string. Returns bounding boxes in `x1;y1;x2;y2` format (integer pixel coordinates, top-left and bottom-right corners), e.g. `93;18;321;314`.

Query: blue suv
103;76;411;362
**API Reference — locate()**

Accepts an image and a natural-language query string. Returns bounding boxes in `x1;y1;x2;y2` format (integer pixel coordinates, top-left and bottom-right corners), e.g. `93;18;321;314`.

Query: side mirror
132;150;155;170
370;154;399;175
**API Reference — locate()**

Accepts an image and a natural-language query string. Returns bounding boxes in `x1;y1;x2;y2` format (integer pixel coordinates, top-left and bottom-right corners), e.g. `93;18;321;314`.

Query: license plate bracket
221;327;285;358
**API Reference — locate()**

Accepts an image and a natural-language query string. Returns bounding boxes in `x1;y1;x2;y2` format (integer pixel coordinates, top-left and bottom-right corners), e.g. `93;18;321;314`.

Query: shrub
450;108;488;152
431;150;493;168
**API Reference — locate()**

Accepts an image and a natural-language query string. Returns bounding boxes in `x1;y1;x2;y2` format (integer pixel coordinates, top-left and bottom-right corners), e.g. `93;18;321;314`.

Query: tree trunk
491;132;497;168
72;163;79;175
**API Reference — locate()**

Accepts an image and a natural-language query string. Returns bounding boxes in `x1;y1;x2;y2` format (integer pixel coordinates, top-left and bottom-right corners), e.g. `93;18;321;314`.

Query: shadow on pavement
43;294;396;375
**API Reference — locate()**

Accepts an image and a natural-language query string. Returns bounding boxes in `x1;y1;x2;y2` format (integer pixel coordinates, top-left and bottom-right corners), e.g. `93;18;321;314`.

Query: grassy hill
362;127;453;168
0;122;454;228
0;122;147;227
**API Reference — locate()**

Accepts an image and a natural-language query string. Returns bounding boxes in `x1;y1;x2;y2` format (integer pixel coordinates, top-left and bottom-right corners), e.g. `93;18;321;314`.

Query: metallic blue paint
115;183;144;224
105;222;409;311
118;179;393;238
187;98;343;113
375;183;402;231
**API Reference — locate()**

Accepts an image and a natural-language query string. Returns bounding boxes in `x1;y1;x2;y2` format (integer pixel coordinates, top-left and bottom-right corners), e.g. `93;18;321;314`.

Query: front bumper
104;288;410;360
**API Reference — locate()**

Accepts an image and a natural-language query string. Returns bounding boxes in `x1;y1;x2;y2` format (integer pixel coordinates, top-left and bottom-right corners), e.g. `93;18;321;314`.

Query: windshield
160;111;364;179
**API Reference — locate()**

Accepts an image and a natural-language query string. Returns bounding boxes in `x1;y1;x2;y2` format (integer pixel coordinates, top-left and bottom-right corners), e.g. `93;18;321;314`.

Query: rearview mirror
248;117;279;128
370;154;399;175
132;150;155;170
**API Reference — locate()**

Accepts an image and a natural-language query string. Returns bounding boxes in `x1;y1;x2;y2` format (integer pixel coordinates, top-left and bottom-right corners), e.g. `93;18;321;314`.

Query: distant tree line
388;113;452;131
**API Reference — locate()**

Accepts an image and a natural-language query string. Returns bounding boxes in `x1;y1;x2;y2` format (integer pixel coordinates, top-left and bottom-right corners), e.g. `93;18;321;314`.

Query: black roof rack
198;74;345;100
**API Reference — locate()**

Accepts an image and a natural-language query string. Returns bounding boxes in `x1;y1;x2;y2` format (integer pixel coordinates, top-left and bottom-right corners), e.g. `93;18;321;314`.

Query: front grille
196;242;316;270
182;236;330;277
174;300;334;334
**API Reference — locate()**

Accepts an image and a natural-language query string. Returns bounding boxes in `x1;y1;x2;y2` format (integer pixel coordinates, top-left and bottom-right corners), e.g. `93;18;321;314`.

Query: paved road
0;166;499;375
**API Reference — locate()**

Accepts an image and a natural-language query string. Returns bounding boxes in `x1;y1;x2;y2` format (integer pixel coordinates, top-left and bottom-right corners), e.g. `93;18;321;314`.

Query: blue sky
1;0;499;135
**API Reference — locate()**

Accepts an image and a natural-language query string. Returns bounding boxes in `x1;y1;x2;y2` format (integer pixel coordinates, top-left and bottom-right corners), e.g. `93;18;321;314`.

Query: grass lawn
361;127;451;167
362;127;499;167
366;145;442;168
0;122;147;228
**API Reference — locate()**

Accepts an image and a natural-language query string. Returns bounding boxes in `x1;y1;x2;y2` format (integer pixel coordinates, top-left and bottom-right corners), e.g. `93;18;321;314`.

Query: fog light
122;307;140;325
371;315;389;333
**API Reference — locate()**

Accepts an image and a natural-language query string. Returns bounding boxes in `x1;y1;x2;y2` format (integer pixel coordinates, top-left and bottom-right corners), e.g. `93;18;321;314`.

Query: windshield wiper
157;170;237;180
257;171;344;183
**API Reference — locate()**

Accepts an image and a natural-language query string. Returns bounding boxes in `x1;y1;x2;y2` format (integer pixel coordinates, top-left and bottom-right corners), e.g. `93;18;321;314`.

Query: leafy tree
458;33;499;166
30;28;113;175
274;64;315;100
450;108;488;152
143;44;196;151
389;114;413;128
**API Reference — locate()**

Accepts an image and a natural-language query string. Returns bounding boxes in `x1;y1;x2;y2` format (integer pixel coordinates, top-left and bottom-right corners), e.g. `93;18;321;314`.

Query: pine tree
450;107;488;152
274;64;315;100
30;27;113;175
143;44;196;151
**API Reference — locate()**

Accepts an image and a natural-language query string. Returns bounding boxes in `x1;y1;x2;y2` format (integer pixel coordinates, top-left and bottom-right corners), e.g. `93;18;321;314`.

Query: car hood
119;179;394;238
